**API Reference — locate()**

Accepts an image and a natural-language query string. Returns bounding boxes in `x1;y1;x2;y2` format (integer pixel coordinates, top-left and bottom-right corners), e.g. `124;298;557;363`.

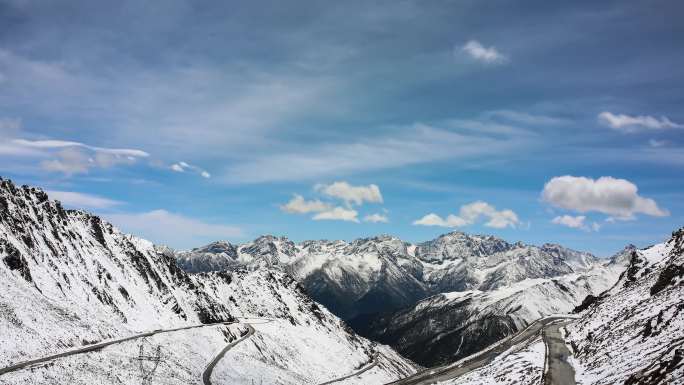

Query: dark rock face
358;294;518;367
1;239;32;283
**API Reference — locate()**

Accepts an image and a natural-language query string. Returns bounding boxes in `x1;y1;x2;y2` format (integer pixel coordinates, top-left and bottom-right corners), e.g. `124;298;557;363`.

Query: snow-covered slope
362;262;621;367
564;228;684;385
434;228;684;385
177;231;620;367
0;178;417;384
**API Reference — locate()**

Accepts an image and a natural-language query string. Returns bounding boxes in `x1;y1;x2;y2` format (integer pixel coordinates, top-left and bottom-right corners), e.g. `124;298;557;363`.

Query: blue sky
1;0;682;256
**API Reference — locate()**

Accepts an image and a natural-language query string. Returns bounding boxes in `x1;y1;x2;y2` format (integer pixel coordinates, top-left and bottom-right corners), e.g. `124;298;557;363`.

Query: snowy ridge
432;227;684;385
178;232;606;321
362;263;621;366
0;178;417;384
564;227;684;385
177;230;622;367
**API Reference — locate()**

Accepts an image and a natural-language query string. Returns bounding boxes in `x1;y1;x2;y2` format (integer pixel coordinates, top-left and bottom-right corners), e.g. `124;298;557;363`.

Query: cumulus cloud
281;181;385;223
312;207;359;223
598;112;684;133
363;213;389;223
106;209;243;249
551;215;600;232
170;161;211;178
47;190;123;209
542;175;669;219
461;40;507;64
280;194;331;214
315;181;383;206
413;201;520;229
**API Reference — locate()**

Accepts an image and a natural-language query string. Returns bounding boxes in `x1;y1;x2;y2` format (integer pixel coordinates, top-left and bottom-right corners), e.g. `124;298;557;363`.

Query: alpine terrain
176;232;628;366
0;178;417;385
423;227;684;385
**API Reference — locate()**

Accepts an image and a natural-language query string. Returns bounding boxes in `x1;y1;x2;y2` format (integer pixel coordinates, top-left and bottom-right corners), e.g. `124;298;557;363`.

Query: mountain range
175;227;627;366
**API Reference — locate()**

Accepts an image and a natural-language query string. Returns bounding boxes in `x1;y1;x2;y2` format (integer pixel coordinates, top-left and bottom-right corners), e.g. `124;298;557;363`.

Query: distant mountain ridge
174;227;630;366
176;231;604;318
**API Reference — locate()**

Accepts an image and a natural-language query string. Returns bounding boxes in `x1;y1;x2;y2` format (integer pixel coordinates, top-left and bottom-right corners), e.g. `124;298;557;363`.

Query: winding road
0;315;579;385
385;315;577;385
317;352;380;385
202;324;256;385
0;320;236;376
542;320;576;385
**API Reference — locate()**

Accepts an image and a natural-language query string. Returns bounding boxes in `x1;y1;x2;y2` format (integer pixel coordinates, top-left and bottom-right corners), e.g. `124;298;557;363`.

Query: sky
0;0;682;256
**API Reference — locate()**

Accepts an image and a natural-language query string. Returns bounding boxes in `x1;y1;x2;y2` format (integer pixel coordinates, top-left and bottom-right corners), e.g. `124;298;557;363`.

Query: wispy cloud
648;139;667;148
224;123;523;183
4;137;149;176
47;190;123;209
598;112;684;133
170;161;211;178
461;40;508;64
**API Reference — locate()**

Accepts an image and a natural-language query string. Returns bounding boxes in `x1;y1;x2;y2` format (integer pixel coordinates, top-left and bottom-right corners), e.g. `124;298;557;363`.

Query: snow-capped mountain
176;230;626;367
437;227;684;385
0;178;417;384
178;232;608;321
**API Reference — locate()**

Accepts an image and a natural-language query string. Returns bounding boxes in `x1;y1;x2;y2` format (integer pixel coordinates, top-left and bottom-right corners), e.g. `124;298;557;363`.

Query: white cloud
363;213;389;223
551;215;586;229
280;182;384;223
47;190;123;209
312;207;359;223
413;213;468;227
598;112;684;133
315;181;383;206
106;209;243;249
551;215;600;232
542;175;669;219
280;194;331;214
413;201;520;229
169;161;211;178
461;40;507;64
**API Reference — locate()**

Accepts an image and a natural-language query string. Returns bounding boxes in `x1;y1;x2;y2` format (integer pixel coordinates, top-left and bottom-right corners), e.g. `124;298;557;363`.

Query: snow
0;180;418;384
437;338;546;385
563;233;684;385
